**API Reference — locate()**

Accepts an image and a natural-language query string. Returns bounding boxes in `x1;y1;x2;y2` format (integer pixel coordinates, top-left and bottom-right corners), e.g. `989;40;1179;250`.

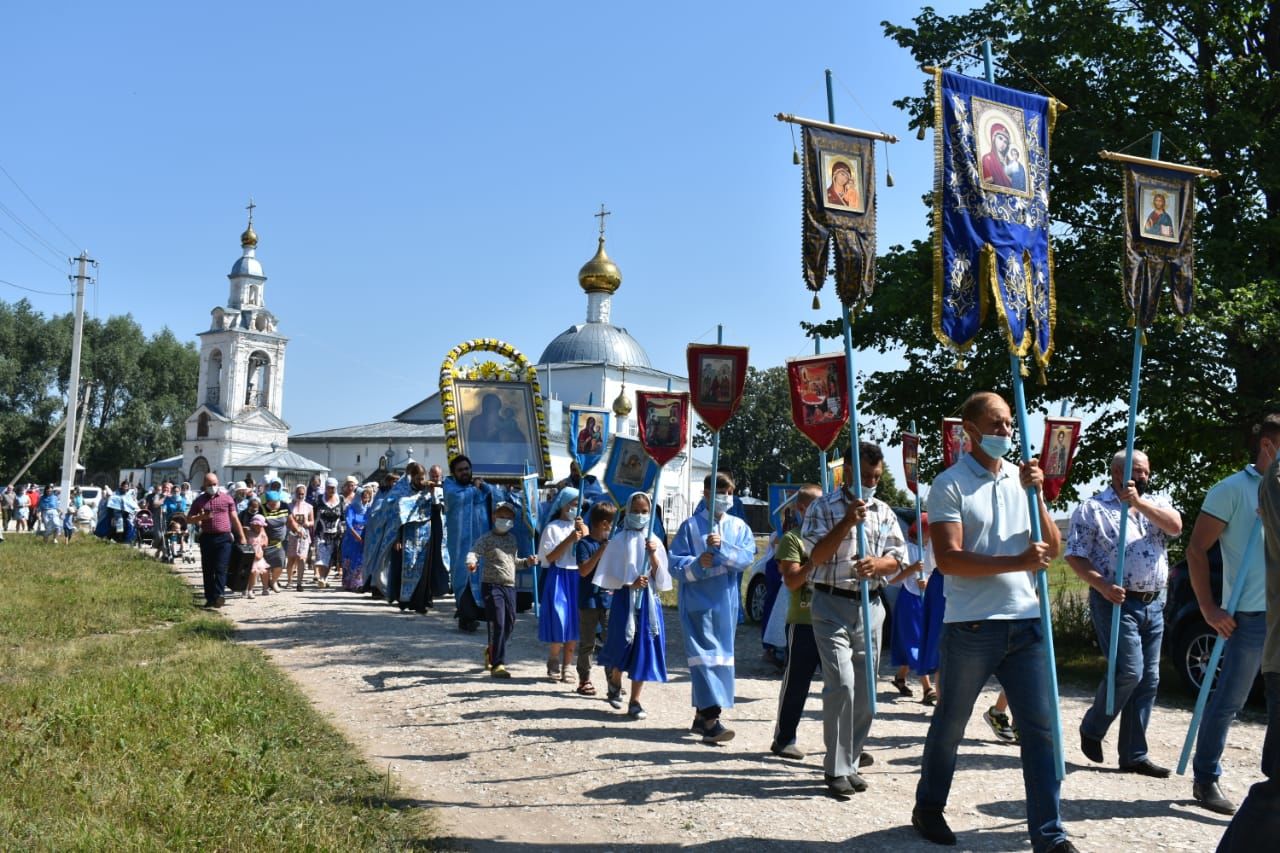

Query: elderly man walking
1067;449;1182;776
802;443;906;797
912;391;1074;852
187;473;246;608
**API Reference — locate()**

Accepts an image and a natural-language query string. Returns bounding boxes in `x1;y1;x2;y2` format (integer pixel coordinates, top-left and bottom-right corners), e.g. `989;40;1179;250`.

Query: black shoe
689;715;705;734
1080;731;1104;763
825;774;855;798
1047;841;1080;853
845;769;867;792
859;751;874;768
700;720;735;744
214;596;225;608
1121;758;1171;779
911;806;956;845
1192;781;1236;815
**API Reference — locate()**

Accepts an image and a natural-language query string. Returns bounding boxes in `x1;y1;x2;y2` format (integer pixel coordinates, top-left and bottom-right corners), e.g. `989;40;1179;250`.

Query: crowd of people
17;390;1278;852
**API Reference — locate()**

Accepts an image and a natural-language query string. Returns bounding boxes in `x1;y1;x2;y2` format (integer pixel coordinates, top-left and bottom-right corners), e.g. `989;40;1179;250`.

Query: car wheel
745;576;767;624
1173;620;1222;696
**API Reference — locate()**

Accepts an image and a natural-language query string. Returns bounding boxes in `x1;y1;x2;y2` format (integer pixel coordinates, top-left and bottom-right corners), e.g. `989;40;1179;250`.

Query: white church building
152;211;708;522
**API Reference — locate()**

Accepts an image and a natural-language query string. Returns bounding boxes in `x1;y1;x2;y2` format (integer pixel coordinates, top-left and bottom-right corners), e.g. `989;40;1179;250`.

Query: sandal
892;677;913;697
576;681;596;696
547;661;559;681
922;688;938;706
560;666;572;683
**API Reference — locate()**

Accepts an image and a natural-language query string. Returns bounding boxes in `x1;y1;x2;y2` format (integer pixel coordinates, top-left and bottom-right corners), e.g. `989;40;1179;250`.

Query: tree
804;1;1279;514
0;298;198;485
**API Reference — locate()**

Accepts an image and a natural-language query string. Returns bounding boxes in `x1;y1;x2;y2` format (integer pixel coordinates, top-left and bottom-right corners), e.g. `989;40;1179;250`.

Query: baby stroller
161;511;190;564
134;509;157;549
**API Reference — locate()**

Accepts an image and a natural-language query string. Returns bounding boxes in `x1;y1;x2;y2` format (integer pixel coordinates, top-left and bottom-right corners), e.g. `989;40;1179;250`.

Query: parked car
77;486;102;513
1163;542;1263;700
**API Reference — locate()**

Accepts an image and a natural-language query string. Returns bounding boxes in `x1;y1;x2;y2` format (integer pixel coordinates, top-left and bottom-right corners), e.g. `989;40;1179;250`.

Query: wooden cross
594;203;611;237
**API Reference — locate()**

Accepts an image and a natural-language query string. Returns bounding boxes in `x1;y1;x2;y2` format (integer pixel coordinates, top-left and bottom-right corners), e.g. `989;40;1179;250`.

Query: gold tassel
916;124;927;140
954;356;966;371
1020;358;1030;378
792;149;800;165
812;292;821;310
1140;330;1149;347
1036;362;1048;386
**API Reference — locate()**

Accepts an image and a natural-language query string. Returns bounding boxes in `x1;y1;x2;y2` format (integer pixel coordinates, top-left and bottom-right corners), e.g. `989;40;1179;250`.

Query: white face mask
204;485;217;496
713;495;731;516
494;518;514;534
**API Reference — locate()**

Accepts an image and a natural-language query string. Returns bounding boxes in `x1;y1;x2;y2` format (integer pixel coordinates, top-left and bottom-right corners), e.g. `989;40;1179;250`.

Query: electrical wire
0;276;73;296
0;161;80;253
0;199;67;260
0;223;66;272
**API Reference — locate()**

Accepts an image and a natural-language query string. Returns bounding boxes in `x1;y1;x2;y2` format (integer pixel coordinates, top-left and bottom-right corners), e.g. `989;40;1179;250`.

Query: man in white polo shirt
911;391;1073;853
1187;413;1279;815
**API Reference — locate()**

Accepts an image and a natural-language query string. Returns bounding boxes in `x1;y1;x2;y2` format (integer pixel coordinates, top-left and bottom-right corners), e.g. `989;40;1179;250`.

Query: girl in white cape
596;492;671;718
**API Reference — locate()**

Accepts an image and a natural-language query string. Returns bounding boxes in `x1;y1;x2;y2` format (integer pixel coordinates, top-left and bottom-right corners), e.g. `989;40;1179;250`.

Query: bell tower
183;202;291;482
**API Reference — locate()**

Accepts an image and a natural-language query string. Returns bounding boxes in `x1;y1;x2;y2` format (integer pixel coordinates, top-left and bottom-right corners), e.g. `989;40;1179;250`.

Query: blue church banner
932;69;1062;376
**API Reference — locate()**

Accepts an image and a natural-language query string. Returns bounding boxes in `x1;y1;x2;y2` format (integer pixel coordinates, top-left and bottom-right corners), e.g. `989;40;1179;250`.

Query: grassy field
0;535;433;851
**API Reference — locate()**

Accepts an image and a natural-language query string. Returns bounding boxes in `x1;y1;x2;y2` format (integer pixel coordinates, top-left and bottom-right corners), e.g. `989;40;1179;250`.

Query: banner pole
1106;130;1159;715
911;420;926;585
817;338;829;491
526;458;540;618
825;68;877;717
1178;518;1263;774
708;325;723;543
983;40;1064;779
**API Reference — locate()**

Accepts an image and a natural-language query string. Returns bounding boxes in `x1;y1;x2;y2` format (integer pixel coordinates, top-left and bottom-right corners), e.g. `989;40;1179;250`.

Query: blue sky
2;1;1000;488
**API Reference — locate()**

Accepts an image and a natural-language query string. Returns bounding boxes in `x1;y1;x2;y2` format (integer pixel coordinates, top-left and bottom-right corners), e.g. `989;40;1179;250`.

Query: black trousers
484;583;517;666
773;622;821;747
1216;672;1280;851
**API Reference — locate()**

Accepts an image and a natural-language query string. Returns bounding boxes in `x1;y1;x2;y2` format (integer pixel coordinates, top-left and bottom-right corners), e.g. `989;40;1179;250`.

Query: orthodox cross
594;203;611;238
246;196;256;225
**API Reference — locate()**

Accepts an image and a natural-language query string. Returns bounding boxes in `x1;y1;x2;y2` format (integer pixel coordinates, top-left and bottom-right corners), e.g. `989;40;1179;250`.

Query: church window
245;351;270;408
206;350;223;407
197;412;210;438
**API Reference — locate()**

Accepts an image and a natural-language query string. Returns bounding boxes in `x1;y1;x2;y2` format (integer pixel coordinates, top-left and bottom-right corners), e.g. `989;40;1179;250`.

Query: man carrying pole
912;391;1069;851
1215;452;1280;849
802;443;905;797
1183;414;1279;814
1067;449;1181;776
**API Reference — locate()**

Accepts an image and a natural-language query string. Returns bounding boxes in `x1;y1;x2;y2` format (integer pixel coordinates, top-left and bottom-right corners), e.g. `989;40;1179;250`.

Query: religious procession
3;6;1277;852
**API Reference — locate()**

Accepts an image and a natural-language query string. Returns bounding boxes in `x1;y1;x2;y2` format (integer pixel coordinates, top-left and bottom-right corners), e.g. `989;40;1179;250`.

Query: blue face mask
625;513;649;531
979;434;1012;458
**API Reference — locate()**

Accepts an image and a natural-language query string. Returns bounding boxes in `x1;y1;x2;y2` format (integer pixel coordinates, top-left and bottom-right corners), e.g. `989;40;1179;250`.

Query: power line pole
59;252;91;512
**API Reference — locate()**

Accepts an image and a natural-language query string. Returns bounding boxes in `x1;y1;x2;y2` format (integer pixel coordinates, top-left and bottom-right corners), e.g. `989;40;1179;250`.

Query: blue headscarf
548;487;580;521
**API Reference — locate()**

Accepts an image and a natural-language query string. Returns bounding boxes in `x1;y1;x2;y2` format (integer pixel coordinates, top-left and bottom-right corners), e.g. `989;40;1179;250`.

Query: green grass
0;536;433;851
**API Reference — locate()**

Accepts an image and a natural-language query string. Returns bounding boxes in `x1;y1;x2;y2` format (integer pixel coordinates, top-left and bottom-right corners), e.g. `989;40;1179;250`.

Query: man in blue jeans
1216;454;1280;849
1187;414;1278;814
1066;449;1182;775
912;391;1075;853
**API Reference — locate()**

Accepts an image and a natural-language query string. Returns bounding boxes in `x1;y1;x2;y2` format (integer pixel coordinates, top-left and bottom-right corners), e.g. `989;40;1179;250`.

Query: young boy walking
467;501;536;678
574;502;616;696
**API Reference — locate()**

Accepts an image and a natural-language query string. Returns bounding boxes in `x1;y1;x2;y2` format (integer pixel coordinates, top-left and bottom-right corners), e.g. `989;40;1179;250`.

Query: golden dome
240;224;258;249
578;236;622;294
612;386;633;417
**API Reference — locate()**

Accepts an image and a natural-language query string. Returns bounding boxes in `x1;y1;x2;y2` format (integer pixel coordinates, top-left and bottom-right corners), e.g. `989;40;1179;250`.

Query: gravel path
174;557;1263;852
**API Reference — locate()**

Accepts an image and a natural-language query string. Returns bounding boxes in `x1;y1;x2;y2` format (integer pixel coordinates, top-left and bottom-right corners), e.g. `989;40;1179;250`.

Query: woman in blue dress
537;488;586;682
341;484;374;592
596;492;670;718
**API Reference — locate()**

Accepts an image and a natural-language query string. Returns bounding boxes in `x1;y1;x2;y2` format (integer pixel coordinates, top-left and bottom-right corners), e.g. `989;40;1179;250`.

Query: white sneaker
247;589;255;599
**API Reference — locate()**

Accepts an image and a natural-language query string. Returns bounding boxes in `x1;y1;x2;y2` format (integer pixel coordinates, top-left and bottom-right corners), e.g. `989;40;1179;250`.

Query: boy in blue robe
670;472;756;744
